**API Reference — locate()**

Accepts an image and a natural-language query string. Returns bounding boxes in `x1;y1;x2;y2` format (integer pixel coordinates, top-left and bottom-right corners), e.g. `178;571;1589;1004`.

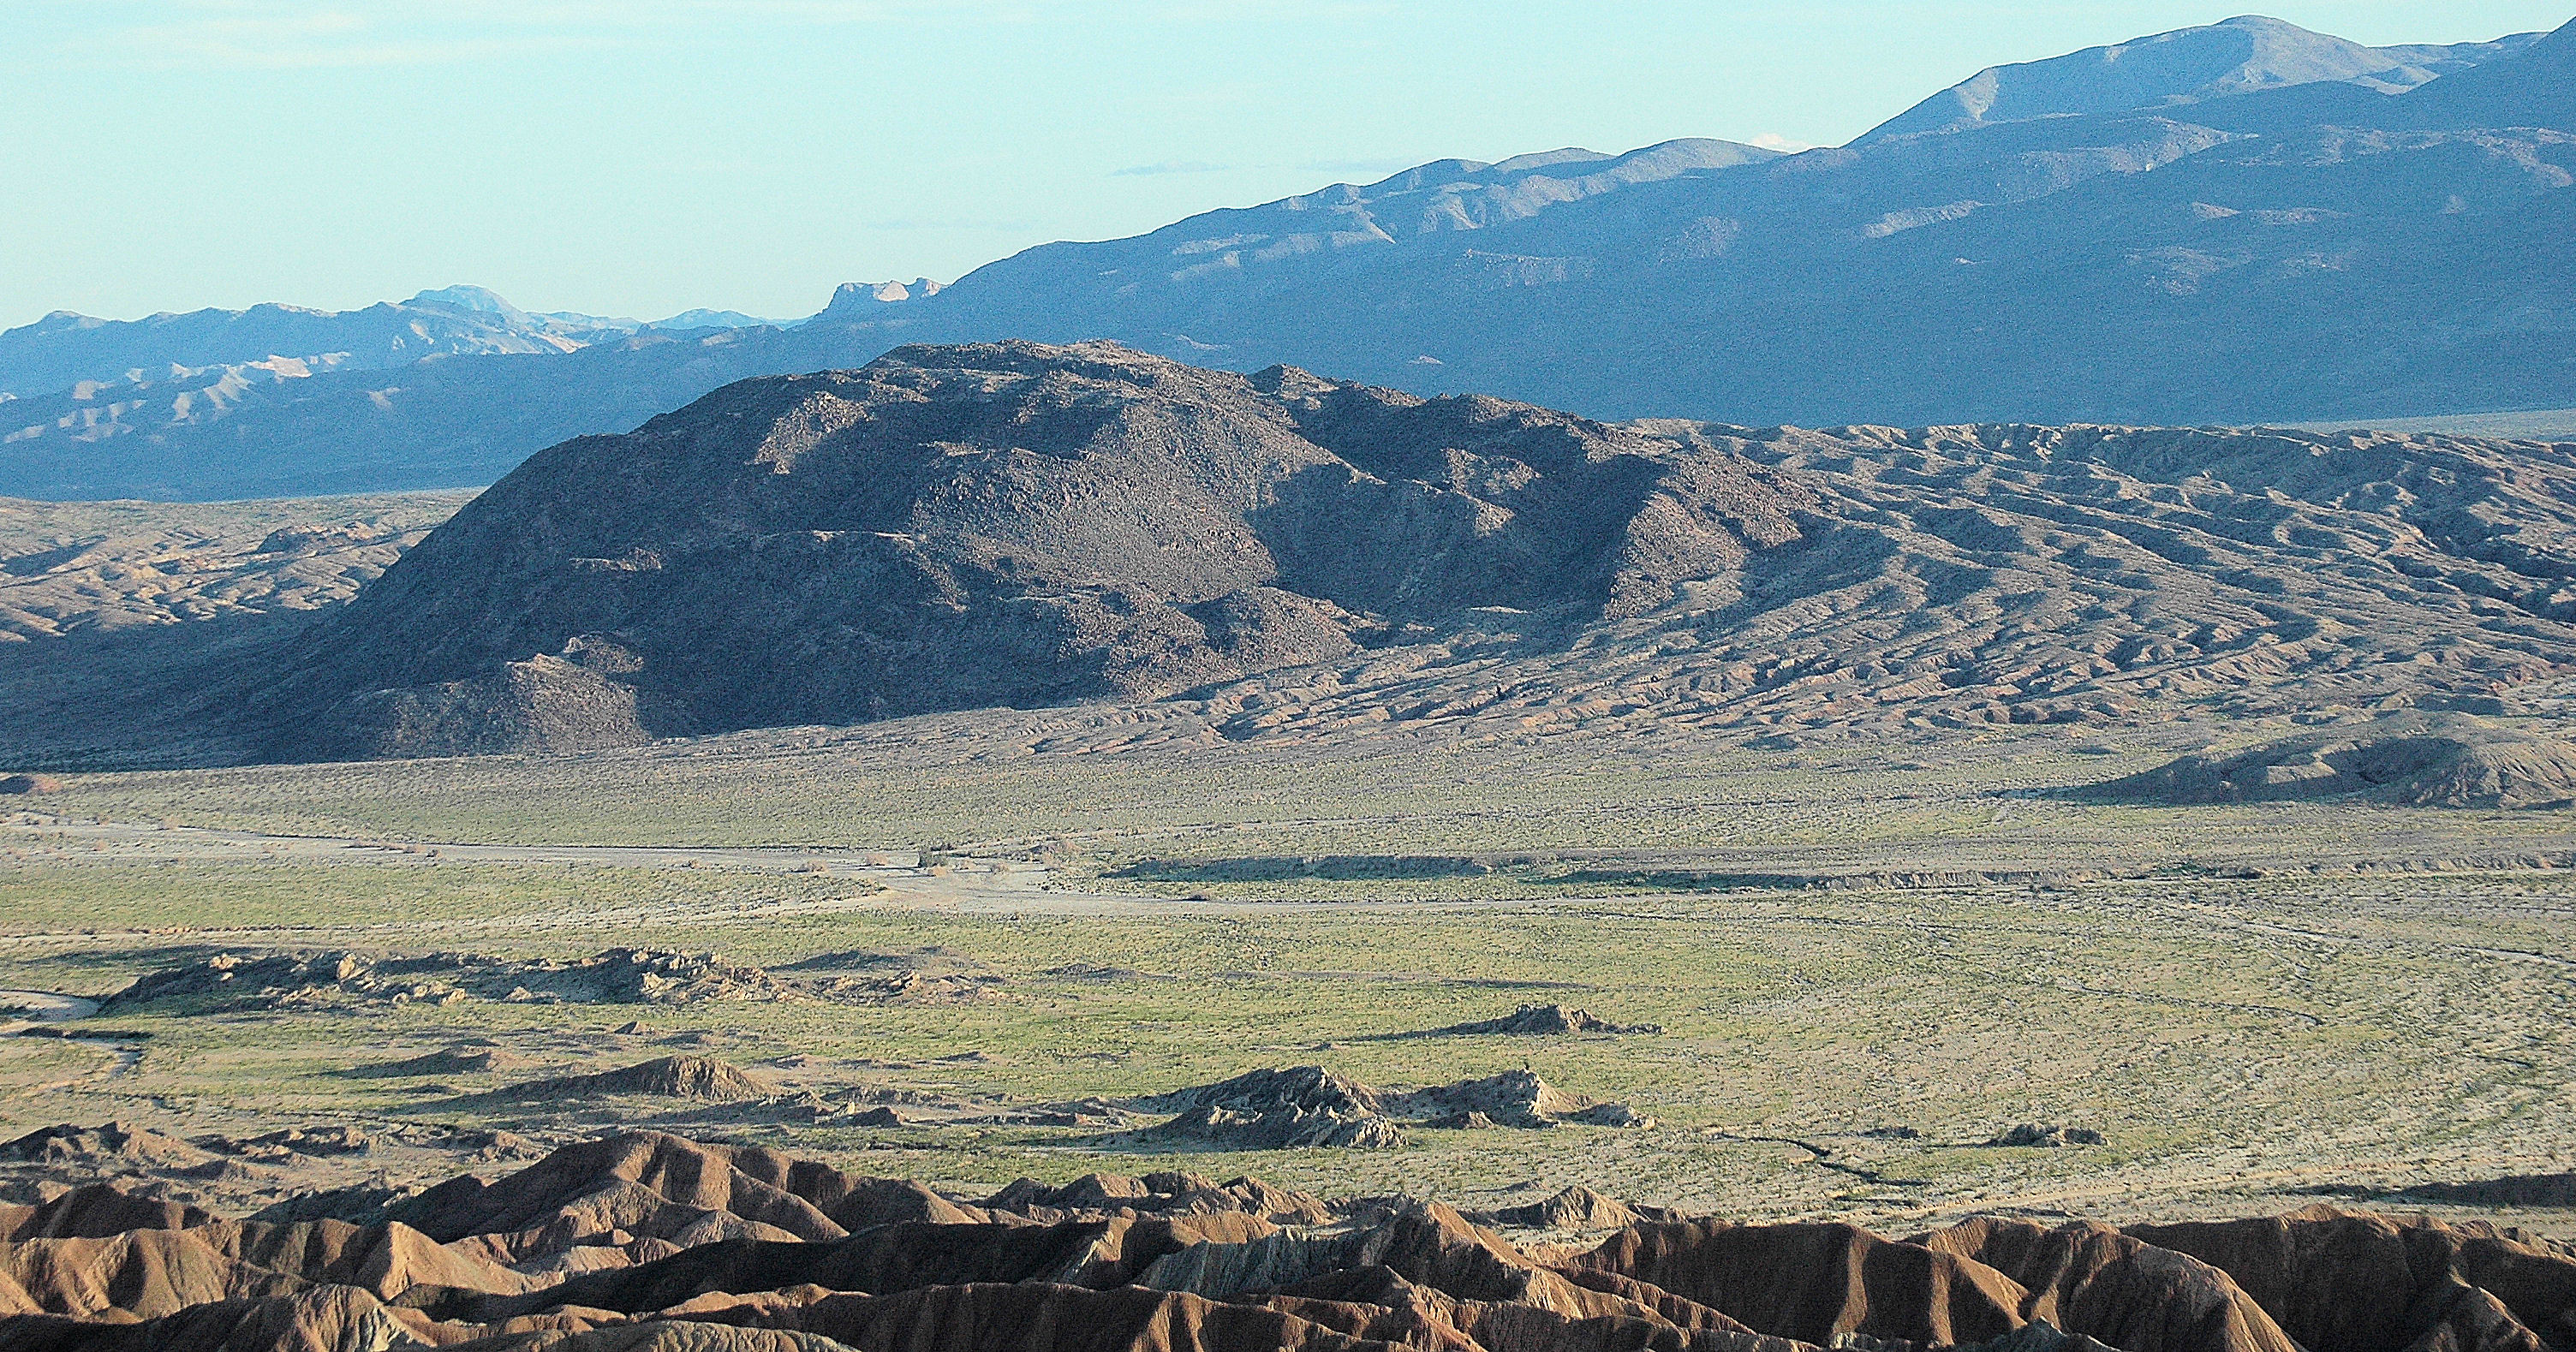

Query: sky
3;1;2568;330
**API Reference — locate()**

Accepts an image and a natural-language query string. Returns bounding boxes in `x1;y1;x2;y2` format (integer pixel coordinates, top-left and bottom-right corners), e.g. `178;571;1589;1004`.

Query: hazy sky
3;1;2567;329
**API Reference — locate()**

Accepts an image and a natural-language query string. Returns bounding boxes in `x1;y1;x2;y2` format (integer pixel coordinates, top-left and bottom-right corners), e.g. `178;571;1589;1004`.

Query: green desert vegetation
5;724;2573;1236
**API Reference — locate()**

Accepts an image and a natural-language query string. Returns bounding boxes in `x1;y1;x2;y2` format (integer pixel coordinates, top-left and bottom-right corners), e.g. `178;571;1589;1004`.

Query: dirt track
0;812;1535;916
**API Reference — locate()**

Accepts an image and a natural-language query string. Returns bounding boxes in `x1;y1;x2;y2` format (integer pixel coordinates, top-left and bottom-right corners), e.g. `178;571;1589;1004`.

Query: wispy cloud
46;0;1046;71
869;217;1041;231
1298;157;1416;175
75;3;615;69
1111;160;1232;177
44;0;1395;72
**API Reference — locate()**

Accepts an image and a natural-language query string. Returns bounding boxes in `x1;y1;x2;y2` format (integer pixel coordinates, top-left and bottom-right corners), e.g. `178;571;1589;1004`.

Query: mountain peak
1865;15;2526;139
814;278;945;321
405;285;528;321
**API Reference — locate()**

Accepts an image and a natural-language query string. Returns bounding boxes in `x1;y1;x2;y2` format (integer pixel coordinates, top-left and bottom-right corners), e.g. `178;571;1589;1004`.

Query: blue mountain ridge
2;14;2567;500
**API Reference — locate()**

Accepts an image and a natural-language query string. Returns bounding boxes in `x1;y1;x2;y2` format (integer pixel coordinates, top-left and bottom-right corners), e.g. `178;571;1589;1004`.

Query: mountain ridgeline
3;15;2572;501
256;341;2576;764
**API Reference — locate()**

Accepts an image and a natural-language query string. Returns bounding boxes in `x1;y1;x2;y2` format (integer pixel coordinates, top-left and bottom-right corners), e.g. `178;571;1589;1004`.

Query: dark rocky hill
225;342;2576;764
269;342;1809;758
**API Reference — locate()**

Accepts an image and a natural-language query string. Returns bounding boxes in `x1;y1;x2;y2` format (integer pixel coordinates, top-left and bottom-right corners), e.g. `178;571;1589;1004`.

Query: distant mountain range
3;14;2570;501
1864;15;2543;138
0;285;782;403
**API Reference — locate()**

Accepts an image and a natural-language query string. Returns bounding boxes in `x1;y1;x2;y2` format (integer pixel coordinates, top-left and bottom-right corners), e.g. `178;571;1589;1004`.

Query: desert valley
2;9;2576;1352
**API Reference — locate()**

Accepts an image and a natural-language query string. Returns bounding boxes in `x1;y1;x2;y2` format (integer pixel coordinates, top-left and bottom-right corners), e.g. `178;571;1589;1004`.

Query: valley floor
2;718;2571;1241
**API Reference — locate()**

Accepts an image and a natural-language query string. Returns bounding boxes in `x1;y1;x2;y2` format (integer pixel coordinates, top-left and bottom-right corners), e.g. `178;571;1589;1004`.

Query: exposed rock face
103;948;797;1014
2093;715;2576;808
1650;422;2576;737
1419;1004;1661;1037
0;1123;213;1170
1136;1067;1405;1150
2120;1206;2576;1352
0;1130;2571;1350
1470;1186;1640;1232
1865;15;2529;139
0;1184;214;1240
307;650;654;759
391;1132;985;1256
267;341;1810;757
1985;1125;2106;1148
0;493;458;643
483;1057;775;1105
1388;1070;1657;1131
1134;1067;1655;1149
979;1173;1333;1227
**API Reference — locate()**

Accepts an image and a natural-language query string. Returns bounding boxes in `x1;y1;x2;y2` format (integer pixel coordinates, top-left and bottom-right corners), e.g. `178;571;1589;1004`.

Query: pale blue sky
3;2;2567;329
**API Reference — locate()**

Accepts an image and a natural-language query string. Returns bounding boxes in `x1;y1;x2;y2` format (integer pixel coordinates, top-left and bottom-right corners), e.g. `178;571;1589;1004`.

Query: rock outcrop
1133;1067;1656;1149
1136;1068;1407;1150
2091;714;2576;808
1415;1005;1662;1037
479;1057;775;1105
102;948;799;1014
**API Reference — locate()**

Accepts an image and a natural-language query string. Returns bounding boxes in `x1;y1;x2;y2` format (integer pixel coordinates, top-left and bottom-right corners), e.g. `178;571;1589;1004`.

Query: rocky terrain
2096;713;2576;807
0;286;751;403
1133;1066;1654;1150
0;1127;2563;1350
1410;1006;1661;1039
101;950;802;1014
97;947;1024;1017
128;341;2566;765
258;341;1810;759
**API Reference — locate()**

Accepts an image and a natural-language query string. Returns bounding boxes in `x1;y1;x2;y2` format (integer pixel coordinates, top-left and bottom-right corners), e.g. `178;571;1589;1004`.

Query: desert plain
6;696;2575;1236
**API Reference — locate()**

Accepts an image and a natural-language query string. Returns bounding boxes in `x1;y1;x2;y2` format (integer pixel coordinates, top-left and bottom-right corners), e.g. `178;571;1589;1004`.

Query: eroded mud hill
0;1129;2567;1351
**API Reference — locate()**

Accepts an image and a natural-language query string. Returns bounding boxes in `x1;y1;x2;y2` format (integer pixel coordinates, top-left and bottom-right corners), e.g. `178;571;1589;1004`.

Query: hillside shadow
0;614;305;770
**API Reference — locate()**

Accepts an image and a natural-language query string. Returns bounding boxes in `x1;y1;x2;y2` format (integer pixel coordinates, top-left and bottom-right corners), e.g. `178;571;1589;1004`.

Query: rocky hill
206;342;2576;763
3;16;2567;502
2090;712;2576;808
268;341;1810;758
